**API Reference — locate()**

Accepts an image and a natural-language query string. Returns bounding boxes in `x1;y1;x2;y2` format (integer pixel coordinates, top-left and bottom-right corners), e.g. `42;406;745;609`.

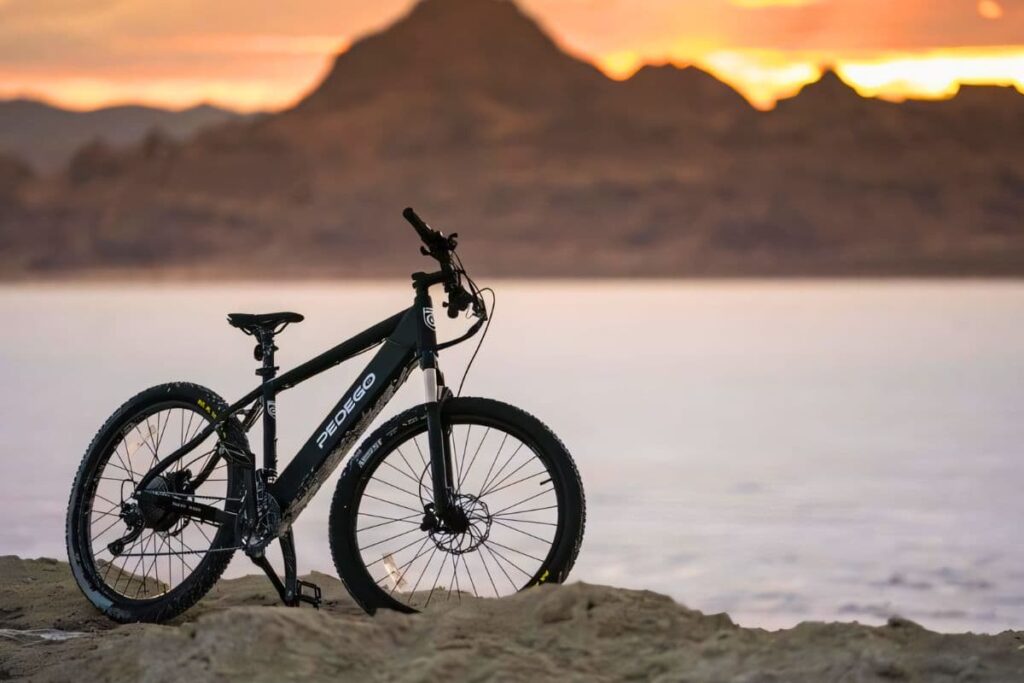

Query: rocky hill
1;0;1022;279
2;557;1022;682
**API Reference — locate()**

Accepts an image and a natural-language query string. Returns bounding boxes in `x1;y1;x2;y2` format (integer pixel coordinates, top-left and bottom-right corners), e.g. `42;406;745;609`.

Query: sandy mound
1;556;1022;682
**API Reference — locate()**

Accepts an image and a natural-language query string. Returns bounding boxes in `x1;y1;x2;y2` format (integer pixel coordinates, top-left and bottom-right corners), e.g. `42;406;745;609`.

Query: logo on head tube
266;400;276;418
424;308;436;330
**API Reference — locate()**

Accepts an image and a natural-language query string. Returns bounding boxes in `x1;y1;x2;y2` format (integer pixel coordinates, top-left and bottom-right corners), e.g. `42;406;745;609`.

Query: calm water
2;281;1023;633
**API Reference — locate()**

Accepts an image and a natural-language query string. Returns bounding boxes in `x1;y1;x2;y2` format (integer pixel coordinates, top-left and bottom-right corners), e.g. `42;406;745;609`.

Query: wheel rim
353;419;563;609
82;402;237;602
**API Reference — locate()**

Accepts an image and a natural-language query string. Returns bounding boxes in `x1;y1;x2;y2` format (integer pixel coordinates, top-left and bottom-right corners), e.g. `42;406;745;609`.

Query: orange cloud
596;45;1024;109
0;74;314;112
729;0;820;6
0;0;1021;112
977;1;1004;20
837;47;1024;100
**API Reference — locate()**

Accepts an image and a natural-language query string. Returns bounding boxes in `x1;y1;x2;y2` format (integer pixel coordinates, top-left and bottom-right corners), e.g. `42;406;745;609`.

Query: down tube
271;338;417;529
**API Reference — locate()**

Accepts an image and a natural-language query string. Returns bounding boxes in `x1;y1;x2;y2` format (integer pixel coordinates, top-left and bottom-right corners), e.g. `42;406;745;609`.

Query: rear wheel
329;397;585;613
66;383;248;623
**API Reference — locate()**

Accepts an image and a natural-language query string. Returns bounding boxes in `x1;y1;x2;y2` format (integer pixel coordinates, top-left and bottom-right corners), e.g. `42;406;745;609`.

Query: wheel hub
426;494;492;555
138;471;191;532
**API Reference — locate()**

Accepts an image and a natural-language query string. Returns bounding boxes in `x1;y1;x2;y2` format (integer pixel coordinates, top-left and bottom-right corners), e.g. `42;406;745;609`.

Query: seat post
254;331;279;479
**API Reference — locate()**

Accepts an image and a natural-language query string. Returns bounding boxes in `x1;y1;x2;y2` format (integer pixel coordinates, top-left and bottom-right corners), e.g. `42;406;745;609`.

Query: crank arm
249;530;321;609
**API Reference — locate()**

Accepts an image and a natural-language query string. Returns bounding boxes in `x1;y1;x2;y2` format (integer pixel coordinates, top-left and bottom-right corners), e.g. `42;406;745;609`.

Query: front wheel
329;397;585;613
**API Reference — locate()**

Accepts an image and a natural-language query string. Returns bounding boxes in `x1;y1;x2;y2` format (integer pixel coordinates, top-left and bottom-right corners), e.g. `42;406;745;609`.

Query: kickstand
250;529;322;609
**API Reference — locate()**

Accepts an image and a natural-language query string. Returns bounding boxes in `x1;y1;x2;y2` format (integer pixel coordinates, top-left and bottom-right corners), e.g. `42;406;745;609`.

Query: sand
1;556;1023;682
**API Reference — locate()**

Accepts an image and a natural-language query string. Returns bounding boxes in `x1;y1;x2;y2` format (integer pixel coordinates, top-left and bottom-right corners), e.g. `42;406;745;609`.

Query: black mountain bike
66;209;585;623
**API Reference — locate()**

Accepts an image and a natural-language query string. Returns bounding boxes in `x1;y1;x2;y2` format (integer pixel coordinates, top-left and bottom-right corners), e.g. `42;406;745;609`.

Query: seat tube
256;334;279;478
414;283;452;515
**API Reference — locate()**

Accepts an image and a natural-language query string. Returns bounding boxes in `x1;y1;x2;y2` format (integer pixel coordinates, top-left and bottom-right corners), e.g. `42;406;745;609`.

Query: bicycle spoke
360;526;422;552
460;553;479;598
458;427;492;491
181;448;217;474
105;461;133;477
408;546;439;598
107;534;137;592
382;537;433;596
125;532;153;593
90;501;121;517
362;493;423;515
493;505;558;518
134;419;159;464
411;435;427;468
483;543;520;589
139;535;164;598
380;458;422;487
155;409;171;460
133;535;153;598
479;458;535;498
486;539;545;564
394;447;423;484
372;477;422;501
357;513;421;533
91;515;125;541
491;519;551;544
183;409;197;445
423;547;449;607
360;511;421;522
446;553;460;602
478;443;525;500
475;433;509;500
195;522;214;546
482;470;548;499
477;543;501;597
455;424;472;493
94;493;121;508
491;488;554;517
366;535;429;569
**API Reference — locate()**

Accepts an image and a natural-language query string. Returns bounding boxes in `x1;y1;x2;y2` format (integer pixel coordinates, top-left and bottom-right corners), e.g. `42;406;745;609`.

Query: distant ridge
0;99;249;172
624;64;750;111
0;0;1022;278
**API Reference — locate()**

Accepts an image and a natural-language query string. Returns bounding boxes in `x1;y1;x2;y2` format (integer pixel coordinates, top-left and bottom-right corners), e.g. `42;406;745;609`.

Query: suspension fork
414;279;456;518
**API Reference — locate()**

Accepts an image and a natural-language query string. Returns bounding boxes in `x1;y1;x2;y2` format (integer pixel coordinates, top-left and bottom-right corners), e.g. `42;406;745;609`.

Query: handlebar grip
403;207;434;242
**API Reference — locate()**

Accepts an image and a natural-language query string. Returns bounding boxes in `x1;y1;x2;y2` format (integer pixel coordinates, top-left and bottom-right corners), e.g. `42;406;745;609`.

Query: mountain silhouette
0;99;247;172
625;64;749;112
0;0;1022;278
299;0;607;112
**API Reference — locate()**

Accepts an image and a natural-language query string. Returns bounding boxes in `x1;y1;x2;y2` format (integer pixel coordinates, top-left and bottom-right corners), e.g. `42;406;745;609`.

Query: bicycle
65;208;586;622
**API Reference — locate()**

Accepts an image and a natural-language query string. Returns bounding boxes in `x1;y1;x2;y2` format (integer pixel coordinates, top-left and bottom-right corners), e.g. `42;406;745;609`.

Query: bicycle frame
134;272;471;537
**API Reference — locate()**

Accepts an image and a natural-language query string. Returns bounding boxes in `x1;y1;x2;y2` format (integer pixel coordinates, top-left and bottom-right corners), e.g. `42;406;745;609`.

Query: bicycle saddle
227;312;304;335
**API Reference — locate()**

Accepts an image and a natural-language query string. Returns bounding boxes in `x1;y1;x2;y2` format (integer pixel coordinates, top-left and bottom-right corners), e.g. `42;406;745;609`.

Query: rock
0;557;1021;682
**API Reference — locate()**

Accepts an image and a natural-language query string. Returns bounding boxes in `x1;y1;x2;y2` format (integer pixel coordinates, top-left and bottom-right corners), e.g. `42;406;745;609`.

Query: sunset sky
0;0;1021;111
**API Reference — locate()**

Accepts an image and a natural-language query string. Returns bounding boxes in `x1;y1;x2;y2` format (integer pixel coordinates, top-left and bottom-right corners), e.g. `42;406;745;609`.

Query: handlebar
402;207;484;320
402;207;436;244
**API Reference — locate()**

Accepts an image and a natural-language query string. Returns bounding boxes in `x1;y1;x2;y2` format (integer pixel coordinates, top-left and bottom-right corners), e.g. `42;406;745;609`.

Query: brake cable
451;249;495;397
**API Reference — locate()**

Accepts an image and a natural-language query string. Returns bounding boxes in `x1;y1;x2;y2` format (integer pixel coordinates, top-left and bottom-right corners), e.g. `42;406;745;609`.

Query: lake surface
2;281;1023;633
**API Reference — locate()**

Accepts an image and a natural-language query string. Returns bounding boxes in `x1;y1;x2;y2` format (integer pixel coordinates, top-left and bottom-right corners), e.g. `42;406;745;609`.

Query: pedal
296;580;322;609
